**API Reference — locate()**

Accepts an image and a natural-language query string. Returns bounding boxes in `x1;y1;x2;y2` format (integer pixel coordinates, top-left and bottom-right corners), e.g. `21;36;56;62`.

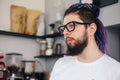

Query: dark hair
64;3;107;53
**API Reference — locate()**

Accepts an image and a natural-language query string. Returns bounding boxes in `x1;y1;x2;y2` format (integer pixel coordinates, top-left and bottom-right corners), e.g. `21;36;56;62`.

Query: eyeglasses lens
58;22;75;34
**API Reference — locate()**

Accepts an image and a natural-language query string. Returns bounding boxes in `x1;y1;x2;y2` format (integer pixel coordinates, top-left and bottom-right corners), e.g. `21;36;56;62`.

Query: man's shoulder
52;55;76;73
104;54;120;79
55;55;76;66
104;54;120;69
57;55;76;62
104;54;120;65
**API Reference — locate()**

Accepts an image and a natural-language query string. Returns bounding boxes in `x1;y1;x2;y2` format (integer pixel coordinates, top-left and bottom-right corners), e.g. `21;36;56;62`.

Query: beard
66;32;88;56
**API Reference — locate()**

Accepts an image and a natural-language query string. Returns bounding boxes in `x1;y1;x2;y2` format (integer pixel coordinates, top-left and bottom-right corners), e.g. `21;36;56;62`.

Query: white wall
0;0;45;60
99;0;120;27
0;35;41;60
0;0;45;31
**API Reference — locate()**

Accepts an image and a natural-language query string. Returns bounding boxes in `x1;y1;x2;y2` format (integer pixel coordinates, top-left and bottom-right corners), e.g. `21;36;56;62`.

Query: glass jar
55;43;62;54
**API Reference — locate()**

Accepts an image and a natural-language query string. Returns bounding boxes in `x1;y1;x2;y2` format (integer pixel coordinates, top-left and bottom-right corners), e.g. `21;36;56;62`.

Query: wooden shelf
0;30;64;59
34;54;65;58
0;30;63;39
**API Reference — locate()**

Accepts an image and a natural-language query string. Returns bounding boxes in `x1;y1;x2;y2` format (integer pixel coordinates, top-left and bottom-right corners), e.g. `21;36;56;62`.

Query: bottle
37;13;45;36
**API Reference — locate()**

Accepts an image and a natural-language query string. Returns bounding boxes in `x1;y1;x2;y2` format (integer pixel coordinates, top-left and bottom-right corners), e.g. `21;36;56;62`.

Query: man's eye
68;23;74;29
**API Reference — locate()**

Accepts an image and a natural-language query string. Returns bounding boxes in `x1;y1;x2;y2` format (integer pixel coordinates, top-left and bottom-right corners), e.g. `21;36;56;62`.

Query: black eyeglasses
58;21;90;34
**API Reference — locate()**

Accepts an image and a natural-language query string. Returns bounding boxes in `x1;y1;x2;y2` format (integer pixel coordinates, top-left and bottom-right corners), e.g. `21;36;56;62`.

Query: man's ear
88;23;97;36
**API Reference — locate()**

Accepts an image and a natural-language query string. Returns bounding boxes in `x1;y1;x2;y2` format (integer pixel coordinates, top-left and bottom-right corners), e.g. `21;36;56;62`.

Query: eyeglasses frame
58;21;91;34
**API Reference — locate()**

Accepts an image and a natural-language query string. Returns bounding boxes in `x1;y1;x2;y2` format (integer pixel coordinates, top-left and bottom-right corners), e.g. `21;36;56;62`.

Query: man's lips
66;37;74;43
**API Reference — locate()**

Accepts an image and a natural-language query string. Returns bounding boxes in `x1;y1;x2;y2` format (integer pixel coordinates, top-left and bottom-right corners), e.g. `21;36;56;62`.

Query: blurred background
0;0;120;80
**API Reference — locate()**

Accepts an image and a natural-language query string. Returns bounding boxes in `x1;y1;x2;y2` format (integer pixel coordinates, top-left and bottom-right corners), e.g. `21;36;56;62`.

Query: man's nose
63;28;70;35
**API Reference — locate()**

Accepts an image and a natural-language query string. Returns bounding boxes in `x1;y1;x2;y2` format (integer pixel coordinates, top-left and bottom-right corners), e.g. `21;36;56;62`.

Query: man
50;3;120;80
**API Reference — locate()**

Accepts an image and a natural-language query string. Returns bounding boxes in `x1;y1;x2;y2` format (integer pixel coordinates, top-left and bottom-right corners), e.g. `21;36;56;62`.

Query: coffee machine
5;53;23;80
0;51;6;80
22;60;35;80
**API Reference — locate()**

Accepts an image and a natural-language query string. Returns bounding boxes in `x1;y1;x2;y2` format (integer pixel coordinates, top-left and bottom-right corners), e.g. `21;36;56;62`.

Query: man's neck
77;39;104;63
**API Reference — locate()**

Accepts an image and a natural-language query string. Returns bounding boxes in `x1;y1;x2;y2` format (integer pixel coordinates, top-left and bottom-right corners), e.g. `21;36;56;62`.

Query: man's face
63;14;89;55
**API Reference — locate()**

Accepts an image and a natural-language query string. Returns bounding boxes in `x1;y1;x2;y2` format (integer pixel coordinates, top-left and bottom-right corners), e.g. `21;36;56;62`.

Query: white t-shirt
50;54;120;80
